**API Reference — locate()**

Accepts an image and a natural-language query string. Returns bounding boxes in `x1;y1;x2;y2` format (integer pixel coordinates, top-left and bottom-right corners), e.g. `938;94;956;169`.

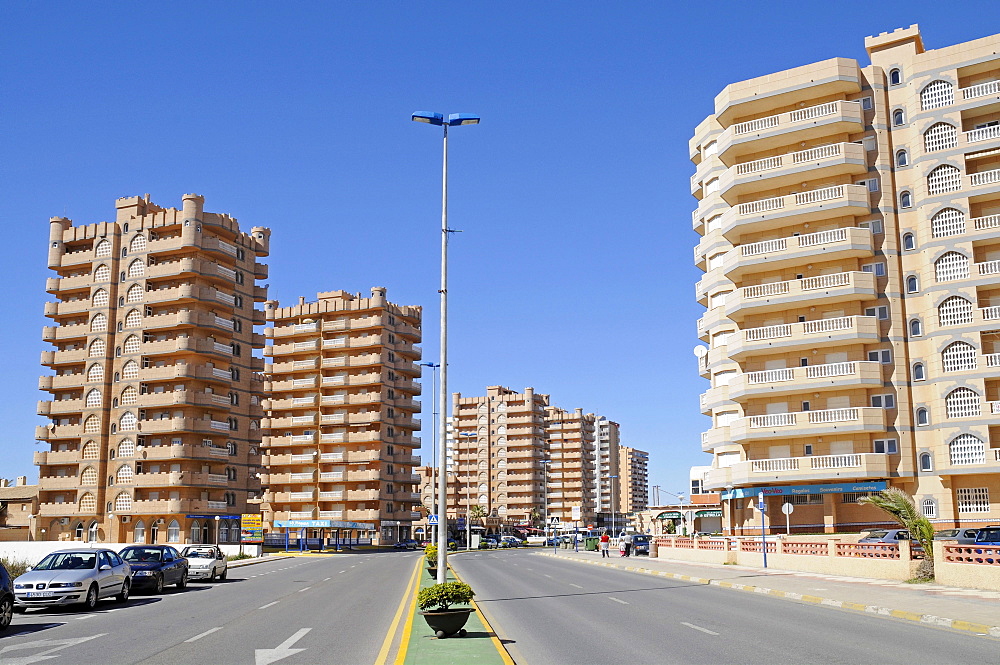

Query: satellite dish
692;345;709;358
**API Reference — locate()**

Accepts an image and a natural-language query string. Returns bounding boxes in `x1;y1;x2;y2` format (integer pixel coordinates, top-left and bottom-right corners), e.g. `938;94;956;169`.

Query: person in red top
599;531;611;558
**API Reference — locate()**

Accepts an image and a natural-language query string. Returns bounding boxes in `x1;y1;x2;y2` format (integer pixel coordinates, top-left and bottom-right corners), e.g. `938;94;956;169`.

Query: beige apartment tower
545;406;597;524
692;26;1000;533
260;289;422;544
36;194;269;544
594;416;621;514
617;447;649;514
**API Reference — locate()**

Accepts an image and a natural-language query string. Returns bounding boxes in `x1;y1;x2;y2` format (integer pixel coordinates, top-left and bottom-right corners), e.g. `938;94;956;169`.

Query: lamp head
411;111;444;125
447;113;481;126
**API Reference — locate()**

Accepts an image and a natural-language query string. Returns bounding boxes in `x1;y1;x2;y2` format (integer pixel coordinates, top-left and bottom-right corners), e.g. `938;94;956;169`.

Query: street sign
427;514;439;525
241;513;263;544
571;506;581;521
781;502;794;535
549;516;560;525
781;503;794;515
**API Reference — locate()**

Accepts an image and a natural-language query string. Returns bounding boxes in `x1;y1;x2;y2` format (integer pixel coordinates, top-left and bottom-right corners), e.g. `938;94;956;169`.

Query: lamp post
412;111;480;584
659;490;687;535
419;362;440;545
540;459;551;551
609;475;619;537
457;431;477;550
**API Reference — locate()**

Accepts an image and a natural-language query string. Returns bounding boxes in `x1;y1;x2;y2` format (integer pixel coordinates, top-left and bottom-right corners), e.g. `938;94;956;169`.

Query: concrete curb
228;555;293;568
537;552;1000;639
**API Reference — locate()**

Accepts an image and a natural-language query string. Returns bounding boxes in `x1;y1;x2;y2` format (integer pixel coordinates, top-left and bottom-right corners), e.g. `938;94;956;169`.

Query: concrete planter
419;608;475;638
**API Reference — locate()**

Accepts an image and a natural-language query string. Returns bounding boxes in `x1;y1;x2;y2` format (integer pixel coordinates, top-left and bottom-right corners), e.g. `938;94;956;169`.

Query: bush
417;582;474;611
1;557;31;579
226;553;253;561
424;544;438;565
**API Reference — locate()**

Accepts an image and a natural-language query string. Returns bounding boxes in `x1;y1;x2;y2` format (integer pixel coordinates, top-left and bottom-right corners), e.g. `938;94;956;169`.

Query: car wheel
177;571;188;590
219;568;227;581
83;584;99;610
154;574;164;594
116;580;130;603
0;596;12;631
209;568;217;582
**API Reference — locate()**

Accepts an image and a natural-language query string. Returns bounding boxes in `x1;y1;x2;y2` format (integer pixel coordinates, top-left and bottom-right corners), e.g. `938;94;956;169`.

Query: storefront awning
695;510;723;518
656;511;682;519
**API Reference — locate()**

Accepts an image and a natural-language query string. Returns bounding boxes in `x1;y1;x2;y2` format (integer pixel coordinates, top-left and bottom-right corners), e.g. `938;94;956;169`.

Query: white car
180;546;228;581
14;549;131;610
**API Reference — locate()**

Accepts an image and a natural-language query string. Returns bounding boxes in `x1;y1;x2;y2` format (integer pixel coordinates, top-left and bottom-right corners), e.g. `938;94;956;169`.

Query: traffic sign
571;506;581;521
549;516;560;525
428;514;439;525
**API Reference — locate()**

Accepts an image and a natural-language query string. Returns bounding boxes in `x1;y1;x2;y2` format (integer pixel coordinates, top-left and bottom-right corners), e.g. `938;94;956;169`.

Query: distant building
593;417;621;515
0;478;39;540
618;447;649;514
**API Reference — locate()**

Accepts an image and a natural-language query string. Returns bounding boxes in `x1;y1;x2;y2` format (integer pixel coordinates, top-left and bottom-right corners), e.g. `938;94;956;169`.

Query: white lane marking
570;583;583;589
75;615;95;620
185;627;223;642
681;622;719;636
543;574;552;578
609;597;629;605
298;587;311;592
339;570;346;574
259;601;279;609
322;577;331;582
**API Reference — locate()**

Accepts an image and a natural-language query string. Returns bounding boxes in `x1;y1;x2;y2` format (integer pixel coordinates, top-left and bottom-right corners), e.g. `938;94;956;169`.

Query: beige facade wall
36;194;269;544
546;407;597;523
260;288;421;543
594;416;620;513
692;26;1000;534
618;447;649;514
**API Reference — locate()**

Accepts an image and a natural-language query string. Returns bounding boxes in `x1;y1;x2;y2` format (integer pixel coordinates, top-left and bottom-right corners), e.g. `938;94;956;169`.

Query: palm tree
858;488;934;578
468;505;486;523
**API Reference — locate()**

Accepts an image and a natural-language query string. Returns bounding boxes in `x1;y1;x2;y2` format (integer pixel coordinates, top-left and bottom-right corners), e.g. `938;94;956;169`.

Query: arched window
91;313;108;332
125;309;142;328
919;453;933;472
895;150;908;167
83;414;100;433
116;464;134;484
921;499;937;518
219;522;230;543
120;385;138;406
79;492;96;513
906;276;919;293
127;259;145;278
190;521;202;544
945;387;981;418
902;233;915;250
123;335;141;354
942;341;977;372
94;264;111;282
126;284;143;303
227;441;237;455
916;407;929;426
87;363;104;383
478;404;487;413
119;411;137;431
920;80;954;110
129;234;146;253
85;389;102;408
938;296;973;326
167;520;180;543
118;438;136;456
73;522;85;540
478;494;488;505
133;520;146;543
89;338;106;358
909;319;922;336
924;122;958;152
899;191;912;208
81;466;98;485
87;521;98;542
949;433;985;465
912;362;925;381
892;109;905;126
931;208;965;238
935;251;970;282
92;289;109;308
889;68;901;85
114;492;132;512
82;440;98;459
95;240;112;258
928;164;961;195
122;360;139;379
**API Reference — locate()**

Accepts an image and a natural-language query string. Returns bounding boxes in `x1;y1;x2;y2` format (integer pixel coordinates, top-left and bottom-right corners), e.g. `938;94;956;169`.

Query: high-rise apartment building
545;407;597;524
260;288;422;544
618;447;649;514
36;194;269;544
692;26;1000;533
593;416;621;514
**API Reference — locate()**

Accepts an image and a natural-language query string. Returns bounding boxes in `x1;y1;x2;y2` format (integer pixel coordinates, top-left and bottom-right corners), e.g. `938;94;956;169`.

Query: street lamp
609;475;619;537
539;459;552;551
457;431;477;550
419;362;440;544
411;110;481;584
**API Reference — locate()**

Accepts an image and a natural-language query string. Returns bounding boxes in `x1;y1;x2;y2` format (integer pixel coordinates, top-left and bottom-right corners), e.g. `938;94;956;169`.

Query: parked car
500;536;522;548
934;528;981;545
481;536;499;549
0;560;13;632
631;534;651;555
119;545;189;593
974;527;1000;546
13;549;131;611
859;528;912;543
180;546;228;581
393;539;419;551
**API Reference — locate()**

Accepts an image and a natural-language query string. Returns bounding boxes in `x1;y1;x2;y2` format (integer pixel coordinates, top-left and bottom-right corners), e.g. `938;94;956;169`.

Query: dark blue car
119;546;189;594
0;560;13;632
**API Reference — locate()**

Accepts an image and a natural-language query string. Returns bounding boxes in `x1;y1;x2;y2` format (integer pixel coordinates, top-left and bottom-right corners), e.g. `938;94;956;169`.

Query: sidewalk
537;548;1000;637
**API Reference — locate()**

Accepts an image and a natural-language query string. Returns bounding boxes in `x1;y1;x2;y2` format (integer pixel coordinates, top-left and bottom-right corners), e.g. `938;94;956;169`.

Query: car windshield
633;536;649;543
122;548;163;562
33;552;98;570
977;529;1000;542
935;530;959;538
183;549;215;558
863;530;889;539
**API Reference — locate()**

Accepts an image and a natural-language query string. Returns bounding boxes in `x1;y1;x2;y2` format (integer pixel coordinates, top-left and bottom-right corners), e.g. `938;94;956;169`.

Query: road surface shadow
2;621;65;638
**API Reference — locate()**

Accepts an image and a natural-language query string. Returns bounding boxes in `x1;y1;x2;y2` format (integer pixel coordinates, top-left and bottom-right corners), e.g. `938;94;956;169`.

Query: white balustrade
738;196;784;215
965;125;1000;143
801;272;852;290
789;101;839;122
791;143;841;163
745;368;794;384
741;238;787;256
320;452;344;461
752;457;798;472
977;260;1000;276
294;323;318;333
794;185;843;205
210;420;229;431
748;413;796;428
215;265;237;280
961;81;1000;100
293;359;316;369
973;214;1000;231
802;316;853;334
743;282;790;299
736;155;782;175
744;324;791;341
733;115;780;135
804;362;855;378
291;416;314;425
797;228;848;247
807;408;857;424
985;353;1000;367
293;341;317;350
290;453;315;462
981;307;1000;321
289;472;314;481
810;454;861;469
970;169;1000;187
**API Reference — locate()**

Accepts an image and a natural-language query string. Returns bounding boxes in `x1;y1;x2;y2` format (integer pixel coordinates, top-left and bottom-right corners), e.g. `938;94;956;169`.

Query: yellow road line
375;557;421;665
393;565;422;665
451;567;516;665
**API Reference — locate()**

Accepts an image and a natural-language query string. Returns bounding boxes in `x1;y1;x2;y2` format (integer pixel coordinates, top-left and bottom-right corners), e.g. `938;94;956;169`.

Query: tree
858;488;935;579
468;505;486;522
529;508;541;527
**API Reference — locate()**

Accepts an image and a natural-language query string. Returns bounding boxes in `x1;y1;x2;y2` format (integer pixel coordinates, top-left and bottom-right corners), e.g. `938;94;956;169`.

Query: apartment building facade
593;416;621;514
618;446;649;514
260;288;422;544
36;194;269;544
545;407;598;524
692;26;1000;533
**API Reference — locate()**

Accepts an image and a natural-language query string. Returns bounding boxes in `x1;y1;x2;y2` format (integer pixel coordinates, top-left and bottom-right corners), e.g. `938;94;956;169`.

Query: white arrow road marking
680;622;719;636
185;627;223;643
0;633;105;665
255;628;311;665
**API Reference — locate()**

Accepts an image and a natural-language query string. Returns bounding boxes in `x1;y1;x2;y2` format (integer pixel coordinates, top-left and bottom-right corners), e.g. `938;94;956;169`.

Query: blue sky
1;2;996;500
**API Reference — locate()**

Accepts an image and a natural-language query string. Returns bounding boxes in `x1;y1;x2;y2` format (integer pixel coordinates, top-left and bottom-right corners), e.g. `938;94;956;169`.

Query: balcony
726;271;876;322
704;452;889;488
721;184;871;243
960;80;1000;102
729;360;883;401
717;142;868;203
967;168;1000;193
728;315;879;360
729;407;887;442
722;227;873;280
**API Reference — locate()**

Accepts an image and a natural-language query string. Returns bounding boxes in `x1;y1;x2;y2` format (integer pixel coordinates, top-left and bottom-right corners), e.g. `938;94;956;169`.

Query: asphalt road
1;552;420;665
450;549;1000;665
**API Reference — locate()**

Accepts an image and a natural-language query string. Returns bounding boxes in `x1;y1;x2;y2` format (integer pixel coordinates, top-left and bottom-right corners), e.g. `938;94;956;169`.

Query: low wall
0;541;261;564
934;542;1000;592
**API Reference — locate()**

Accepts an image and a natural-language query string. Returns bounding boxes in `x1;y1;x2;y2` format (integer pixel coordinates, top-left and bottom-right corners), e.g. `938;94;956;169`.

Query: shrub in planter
424;544;438;565
417;582;475;638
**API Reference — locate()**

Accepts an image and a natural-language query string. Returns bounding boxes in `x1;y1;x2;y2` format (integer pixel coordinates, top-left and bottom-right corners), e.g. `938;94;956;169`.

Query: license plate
27;591;55;598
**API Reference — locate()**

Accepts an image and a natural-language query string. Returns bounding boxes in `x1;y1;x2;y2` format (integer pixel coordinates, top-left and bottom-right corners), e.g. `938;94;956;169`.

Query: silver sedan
13;549;131;611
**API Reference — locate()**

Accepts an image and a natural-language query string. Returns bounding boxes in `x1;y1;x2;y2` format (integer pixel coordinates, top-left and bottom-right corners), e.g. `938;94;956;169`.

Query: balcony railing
965;125;1000;144
746;407;880;429
960;80;1000;100
969;169;1000;187
735;143;850;176
731;101;859;136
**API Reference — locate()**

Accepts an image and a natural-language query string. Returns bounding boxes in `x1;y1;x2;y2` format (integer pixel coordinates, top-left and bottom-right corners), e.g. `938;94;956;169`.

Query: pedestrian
623;532;633;557
600;531;610;558
619;538;627;557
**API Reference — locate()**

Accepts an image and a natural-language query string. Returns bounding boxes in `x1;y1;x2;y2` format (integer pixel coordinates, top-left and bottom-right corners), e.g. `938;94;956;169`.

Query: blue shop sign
721;481;886;501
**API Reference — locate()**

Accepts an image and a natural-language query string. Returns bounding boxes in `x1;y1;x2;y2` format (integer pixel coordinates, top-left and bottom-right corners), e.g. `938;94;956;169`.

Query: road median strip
536;551;1000;639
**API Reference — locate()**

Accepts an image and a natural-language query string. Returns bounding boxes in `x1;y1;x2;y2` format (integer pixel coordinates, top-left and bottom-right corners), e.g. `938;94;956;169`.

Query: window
921;499;937;518
219;522;230;542
865;306;889;320
938;296;973;326
868;349;892;364
167;519;180;543
126;284;143;303
227;441;237;455
906;276;918;293
803;444;813;456
92;289;109;308
83;415;100;433
129;234;146;253
873;439;898;454
912;362;925;381
909;319;922;336
919;453;933;472
920;80;954;110
133;520;146;543
942;341;977;372
892;109;905;126
860;97;873;111
81;466;98;485
87;522;98;542
895;150;908;167
861;262;886;276
889;68;901;85
122;360;139;379
871;394;895;409
120;411;137;431
116;464;134;484
79;492;96;513
902;233;915;250
927;164;961;195
127;259;145;278
123;335;140;354
91;313;108;332
945;387;981;418
935;252;969;282
899;191;912;208
924;122;958;152
94;264;111;281
956;487;989;513
125;310;142;327
95;240;112;258
916;407;929;426
931;208;965;237
82;440;98;459
114;492;132;511
118;438;136;456
84;388;102;408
